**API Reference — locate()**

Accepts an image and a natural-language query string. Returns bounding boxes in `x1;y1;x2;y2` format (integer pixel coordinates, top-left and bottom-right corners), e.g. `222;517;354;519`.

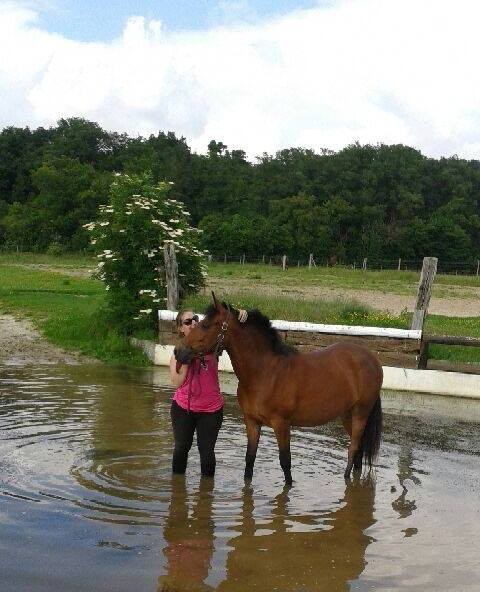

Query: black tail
360;397;382;469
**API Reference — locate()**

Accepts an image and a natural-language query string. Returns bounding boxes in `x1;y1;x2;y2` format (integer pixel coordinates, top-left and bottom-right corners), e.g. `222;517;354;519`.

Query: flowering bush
84;172;207;333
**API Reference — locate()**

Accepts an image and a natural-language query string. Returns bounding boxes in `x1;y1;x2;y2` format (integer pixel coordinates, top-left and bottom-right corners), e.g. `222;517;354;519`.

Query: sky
1;0;480;160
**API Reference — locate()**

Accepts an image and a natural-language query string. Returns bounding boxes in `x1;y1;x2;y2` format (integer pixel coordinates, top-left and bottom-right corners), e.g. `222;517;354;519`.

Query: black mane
204;303;297;356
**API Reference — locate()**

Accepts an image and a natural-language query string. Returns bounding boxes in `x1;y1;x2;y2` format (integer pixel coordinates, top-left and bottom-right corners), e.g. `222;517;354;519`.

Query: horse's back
304;341;382;382
284;342;382;425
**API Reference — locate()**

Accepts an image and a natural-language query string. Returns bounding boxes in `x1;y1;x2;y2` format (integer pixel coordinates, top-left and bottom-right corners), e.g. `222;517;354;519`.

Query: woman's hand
238;309;248;323
169;354;189;387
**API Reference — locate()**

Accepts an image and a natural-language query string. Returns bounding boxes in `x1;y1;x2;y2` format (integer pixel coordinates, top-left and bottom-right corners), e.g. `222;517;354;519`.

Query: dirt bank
0;315;86;366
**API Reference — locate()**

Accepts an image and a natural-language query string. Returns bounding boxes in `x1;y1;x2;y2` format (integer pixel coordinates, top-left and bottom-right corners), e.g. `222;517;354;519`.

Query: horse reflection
218;480;376;592
158;477;216;592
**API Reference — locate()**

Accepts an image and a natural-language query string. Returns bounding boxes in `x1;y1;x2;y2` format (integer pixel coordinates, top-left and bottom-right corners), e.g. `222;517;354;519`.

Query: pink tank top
173;354;223;413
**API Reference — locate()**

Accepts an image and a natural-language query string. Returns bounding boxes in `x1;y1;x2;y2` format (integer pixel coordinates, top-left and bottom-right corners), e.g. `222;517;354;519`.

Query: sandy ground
207;278;480;317
0;315;86;366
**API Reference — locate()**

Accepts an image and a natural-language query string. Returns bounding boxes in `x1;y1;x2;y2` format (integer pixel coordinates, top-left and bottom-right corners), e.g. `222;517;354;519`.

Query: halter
212;306;231;358
186;306;231;362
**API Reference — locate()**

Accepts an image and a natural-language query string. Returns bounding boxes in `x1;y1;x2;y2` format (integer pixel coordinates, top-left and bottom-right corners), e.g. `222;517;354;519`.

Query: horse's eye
201;321;210;329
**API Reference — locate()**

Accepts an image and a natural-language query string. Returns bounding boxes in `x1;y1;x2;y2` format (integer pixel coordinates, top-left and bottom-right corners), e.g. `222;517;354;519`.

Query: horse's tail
361;396;382;469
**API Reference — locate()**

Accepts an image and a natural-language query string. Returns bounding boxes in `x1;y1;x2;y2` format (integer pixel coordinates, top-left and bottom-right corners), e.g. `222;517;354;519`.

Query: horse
176;293;383;485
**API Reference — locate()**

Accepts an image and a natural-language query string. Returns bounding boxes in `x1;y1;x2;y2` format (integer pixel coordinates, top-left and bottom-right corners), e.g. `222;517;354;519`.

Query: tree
2;157;111;251
85;172;206;332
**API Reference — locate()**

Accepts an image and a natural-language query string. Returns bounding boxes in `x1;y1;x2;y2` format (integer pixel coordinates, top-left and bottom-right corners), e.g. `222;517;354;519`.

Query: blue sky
36;0;321;41
1;0;480;159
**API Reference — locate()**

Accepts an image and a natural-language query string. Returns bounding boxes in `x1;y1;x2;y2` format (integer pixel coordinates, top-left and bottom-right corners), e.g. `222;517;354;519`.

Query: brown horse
176;293;383;485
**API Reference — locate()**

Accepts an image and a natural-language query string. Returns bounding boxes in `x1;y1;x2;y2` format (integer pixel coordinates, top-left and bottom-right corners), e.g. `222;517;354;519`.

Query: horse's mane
204;303;297;357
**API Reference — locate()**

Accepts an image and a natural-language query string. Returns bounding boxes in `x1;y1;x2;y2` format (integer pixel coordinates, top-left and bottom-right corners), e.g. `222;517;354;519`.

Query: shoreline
0;314;88;366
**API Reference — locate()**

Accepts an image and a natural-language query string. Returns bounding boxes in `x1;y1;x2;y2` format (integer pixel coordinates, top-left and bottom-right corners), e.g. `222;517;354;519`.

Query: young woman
169;308;247;477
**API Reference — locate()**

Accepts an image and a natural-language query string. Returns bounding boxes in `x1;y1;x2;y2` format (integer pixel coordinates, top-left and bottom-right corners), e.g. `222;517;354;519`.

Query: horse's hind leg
342;412;363;473
344;409;368;479
244;416;261;482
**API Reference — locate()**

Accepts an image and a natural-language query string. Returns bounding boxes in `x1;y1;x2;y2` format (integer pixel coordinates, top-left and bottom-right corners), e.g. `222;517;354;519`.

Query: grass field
1;253;479;365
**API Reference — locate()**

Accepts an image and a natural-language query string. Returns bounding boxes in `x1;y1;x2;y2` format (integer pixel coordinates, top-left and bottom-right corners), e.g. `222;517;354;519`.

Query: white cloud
1;0;480;159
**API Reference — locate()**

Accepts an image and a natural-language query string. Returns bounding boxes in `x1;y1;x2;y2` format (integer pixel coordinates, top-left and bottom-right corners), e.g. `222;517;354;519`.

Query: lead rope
187;357;204;413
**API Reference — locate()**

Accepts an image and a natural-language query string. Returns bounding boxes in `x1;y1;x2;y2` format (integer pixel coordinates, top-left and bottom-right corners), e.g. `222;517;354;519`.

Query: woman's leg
170;401;196;474
196;407;223;477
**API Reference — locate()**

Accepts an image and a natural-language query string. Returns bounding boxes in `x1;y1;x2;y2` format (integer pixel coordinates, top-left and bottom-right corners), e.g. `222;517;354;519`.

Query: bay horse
176;293;383;485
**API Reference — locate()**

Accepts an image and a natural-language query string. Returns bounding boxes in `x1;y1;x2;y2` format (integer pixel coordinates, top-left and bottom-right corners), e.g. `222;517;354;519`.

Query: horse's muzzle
175;347;195;365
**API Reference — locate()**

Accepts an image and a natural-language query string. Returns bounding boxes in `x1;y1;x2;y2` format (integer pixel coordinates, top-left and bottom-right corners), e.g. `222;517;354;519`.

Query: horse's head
175;292;231;364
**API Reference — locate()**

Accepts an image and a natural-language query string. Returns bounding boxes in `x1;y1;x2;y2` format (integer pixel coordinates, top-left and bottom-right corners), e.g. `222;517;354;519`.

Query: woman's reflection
218;479;376;592
158;476;216;592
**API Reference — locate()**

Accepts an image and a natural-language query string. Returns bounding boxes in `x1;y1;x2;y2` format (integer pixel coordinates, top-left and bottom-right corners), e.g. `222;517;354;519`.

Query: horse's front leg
271;418;292;486
244;416;261;482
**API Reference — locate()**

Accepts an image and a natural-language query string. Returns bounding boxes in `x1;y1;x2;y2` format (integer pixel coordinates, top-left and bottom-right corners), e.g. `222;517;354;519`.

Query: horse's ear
211;291;221;311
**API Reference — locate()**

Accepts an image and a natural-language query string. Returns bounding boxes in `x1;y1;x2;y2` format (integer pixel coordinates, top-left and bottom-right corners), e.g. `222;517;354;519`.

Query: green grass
184;291;411;329
424;315;480;364
0;262;149;365
0;251;93;268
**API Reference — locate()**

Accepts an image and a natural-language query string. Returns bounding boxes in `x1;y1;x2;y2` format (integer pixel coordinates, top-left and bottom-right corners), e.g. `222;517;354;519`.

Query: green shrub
84;172;206;333
46;242;65;256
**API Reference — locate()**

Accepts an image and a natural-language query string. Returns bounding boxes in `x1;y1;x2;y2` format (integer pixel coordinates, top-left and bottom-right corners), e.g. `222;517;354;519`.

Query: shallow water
0;364;479;592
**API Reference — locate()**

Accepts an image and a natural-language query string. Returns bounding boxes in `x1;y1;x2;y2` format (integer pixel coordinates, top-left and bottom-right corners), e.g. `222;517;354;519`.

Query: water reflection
218;479;376;591
70;373;174;523
158;477;216;592
154;475;376;592
391;442;420;522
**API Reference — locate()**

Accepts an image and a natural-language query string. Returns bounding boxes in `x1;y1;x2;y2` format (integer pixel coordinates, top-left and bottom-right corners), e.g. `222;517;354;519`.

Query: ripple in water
1;364;480;592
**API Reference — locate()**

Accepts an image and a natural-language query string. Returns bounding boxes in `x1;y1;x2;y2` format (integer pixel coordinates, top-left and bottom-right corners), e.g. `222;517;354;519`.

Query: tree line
1;117;479;262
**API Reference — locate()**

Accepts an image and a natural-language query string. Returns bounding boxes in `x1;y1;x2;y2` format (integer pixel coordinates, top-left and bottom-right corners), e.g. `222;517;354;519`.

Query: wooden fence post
308;253;315;268
411;256;438;331
164;242;179;311
282;255;287;271
398;258;402;271
224;254;227;263
477;259;479;276
362;258;367;271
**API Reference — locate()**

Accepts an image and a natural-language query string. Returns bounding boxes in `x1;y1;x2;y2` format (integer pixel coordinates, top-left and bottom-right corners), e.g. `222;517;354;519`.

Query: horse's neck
225;326;274;387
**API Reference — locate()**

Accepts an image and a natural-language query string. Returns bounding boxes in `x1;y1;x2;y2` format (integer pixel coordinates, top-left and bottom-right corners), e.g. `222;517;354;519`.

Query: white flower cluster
97;249;116;260
84;173;206;323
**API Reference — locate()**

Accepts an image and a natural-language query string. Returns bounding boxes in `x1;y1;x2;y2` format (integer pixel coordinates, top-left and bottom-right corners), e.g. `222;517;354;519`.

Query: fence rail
207;254;480;276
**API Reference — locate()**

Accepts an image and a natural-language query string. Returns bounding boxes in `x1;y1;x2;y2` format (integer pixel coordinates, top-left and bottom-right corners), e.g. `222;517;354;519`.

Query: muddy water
1;364;479;592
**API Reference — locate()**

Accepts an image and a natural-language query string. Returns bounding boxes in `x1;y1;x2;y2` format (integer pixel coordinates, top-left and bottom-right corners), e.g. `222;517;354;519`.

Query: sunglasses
182;315;199;326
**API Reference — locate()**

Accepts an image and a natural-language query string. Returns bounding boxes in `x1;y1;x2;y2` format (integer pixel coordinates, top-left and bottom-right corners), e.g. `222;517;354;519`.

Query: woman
169;307;247;477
